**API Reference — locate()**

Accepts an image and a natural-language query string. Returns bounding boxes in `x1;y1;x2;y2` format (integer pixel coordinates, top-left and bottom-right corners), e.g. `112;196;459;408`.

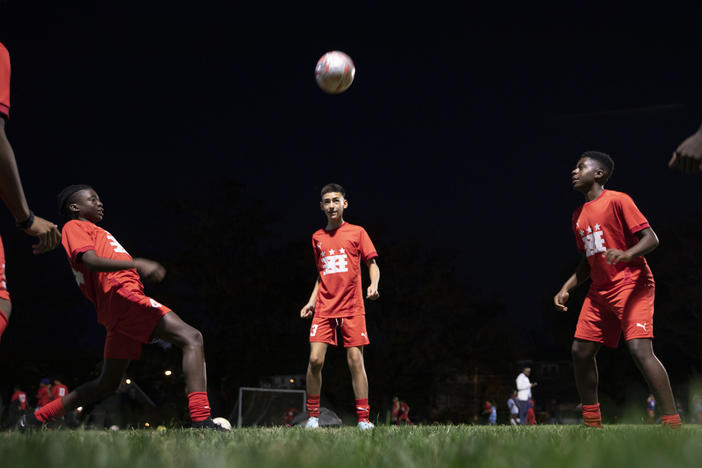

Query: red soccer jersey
571;190;653;290
11;390;27;410
61;219;144;328
0;42;10;119
312;222;378;318
52;384;68;400
36;387;51;407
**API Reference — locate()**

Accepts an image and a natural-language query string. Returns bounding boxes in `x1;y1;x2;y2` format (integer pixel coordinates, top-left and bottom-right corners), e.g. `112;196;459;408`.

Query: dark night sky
1;3;702;375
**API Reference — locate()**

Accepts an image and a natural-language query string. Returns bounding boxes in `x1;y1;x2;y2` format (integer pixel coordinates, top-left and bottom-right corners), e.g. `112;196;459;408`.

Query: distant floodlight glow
164;370;172;376
125;379;132;385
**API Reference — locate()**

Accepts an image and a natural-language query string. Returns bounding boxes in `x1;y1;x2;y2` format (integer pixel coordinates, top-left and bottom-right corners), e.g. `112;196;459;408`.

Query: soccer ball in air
212;417;232;430
315;51;355;94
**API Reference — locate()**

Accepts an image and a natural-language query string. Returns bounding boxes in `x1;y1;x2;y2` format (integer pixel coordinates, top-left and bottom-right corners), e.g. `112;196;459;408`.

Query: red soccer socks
34;398;66;423
307;394;320;419
356;398;370;422
0;310;8;343
661;413;682;429
582;403;602;428
187;392;211;422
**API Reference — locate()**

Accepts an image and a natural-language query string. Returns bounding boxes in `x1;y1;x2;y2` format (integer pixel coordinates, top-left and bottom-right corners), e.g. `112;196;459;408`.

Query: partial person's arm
553;256;590;312
366;258;380;300
0;119;61;254
79;250;165;282
603;227;658;265
300;276;320;318
669;123;702;174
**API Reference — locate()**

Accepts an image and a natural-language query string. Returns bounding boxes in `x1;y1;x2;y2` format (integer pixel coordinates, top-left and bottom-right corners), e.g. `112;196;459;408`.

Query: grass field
2;425;702;468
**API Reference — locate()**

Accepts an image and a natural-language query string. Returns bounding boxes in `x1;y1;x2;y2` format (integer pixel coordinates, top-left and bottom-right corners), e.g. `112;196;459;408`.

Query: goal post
237;387;306;428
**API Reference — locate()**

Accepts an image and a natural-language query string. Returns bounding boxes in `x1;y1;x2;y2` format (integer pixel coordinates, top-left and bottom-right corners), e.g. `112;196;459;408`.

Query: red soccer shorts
574;282;655;348
101;287;172;360
0;235;10;301
309;314;370;347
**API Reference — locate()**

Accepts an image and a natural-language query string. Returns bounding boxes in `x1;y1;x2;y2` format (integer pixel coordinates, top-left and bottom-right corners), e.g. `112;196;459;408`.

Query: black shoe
191;418;230;432
15;413;44;431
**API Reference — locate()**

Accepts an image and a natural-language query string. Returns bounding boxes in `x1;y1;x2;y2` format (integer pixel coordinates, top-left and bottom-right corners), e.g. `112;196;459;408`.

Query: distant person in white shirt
507;390;519;426
516;367;537;425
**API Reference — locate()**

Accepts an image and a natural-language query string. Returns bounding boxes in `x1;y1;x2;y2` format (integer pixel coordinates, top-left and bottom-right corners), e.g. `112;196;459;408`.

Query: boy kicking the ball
300;183;380;430
554;152;681;428
18;185;227;431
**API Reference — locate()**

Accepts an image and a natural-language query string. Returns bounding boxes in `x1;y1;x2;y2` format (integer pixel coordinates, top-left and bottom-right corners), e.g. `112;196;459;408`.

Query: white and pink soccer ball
315;51;355;94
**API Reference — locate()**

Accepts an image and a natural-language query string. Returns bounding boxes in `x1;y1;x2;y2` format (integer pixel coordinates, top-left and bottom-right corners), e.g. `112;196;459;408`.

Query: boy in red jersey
0;42;62;343
51;378;68;401
11;385;27;411
300;183;380;430
554;151;681;429
17;185;226;430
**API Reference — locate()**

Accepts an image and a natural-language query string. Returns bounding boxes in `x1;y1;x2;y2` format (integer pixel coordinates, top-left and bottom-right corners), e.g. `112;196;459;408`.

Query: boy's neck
583;184;604;202
325;218;345;231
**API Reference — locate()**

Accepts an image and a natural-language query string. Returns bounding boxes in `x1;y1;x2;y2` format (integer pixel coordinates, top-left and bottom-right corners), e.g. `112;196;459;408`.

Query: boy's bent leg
151;311;206;393
627;339;678;416
37;359;129;423
346;346;368;400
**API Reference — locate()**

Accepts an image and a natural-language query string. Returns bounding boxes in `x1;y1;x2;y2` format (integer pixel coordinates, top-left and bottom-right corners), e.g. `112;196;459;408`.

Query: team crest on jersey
321;248;348;275
579;224;606;257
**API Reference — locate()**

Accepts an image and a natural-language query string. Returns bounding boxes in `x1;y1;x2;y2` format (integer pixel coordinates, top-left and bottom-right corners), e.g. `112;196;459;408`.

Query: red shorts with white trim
574;282;655;348
309;314;370;347
101;287;172;360
0;235;10;301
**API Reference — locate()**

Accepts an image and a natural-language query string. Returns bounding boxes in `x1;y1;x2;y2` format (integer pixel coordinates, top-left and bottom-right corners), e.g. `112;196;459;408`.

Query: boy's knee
308;355;325;371
571;341;595;362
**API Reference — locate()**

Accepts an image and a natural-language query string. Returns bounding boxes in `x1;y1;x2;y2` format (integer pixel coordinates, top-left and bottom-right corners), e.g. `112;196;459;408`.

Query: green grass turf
2;425;702;468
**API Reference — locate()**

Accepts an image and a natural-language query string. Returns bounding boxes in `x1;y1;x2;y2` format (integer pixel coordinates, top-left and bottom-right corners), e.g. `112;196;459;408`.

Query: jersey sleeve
617;194;650;235
312;236;321;271
0;43;10;119
61;221;96;263
359;228;378;262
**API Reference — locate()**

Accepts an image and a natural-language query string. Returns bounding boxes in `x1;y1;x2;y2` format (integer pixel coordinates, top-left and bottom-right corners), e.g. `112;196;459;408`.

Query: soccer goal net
236;387;306;428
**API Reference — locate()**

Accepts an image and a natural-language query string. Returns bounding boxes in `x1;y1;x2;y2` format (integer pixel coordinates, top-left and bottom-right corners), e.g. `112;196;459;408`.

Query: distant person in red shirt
391;396;412;425
669;123;702;174
300;183;380;430
51;378;68;401
36;378;52;408
0;42;62;343
17;185;226;431
554;151;681;429
11;385;27;411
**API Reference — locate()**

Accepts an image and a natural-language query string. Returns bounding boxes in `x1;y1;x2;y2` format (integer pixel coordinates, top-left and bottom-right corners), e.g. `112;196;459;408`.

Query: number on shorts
310;324;318;337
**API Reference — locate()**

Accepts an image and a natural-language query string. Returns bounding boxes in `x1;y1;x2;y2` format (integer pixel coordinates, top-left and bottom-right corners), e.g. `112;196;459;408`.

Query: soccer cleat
191;418;230;431
357;419;374;430
15;413;44;431
305;417;320;429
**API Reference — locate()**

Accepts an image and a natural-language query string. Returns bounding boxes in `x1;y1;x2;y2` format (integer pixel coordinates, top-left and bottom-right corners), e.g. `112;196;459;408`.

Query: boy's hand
366;284;379;300
133;258;166;283
603;249;631;265
24;216;61;254
554;290;570;312
669;129;702;174
300;303;315;319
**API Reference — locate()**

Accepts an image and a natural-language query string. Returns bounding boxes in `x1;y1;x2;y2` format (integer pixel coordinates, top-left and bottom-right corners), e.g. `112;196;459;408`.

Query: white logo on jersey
72;268;85;286
106;233;128;254
636;322;648;332
149;299;162;308
322;251;348;275
580;225;606;257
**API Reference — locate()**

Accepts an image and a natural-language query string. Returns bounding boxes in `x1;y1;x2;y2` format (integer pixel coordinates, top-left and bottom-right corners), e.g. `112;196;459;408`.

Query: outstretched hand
133;258;166;283
669;129;702;174
553;290;570;312
300;303;315;319
24;215;61;254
